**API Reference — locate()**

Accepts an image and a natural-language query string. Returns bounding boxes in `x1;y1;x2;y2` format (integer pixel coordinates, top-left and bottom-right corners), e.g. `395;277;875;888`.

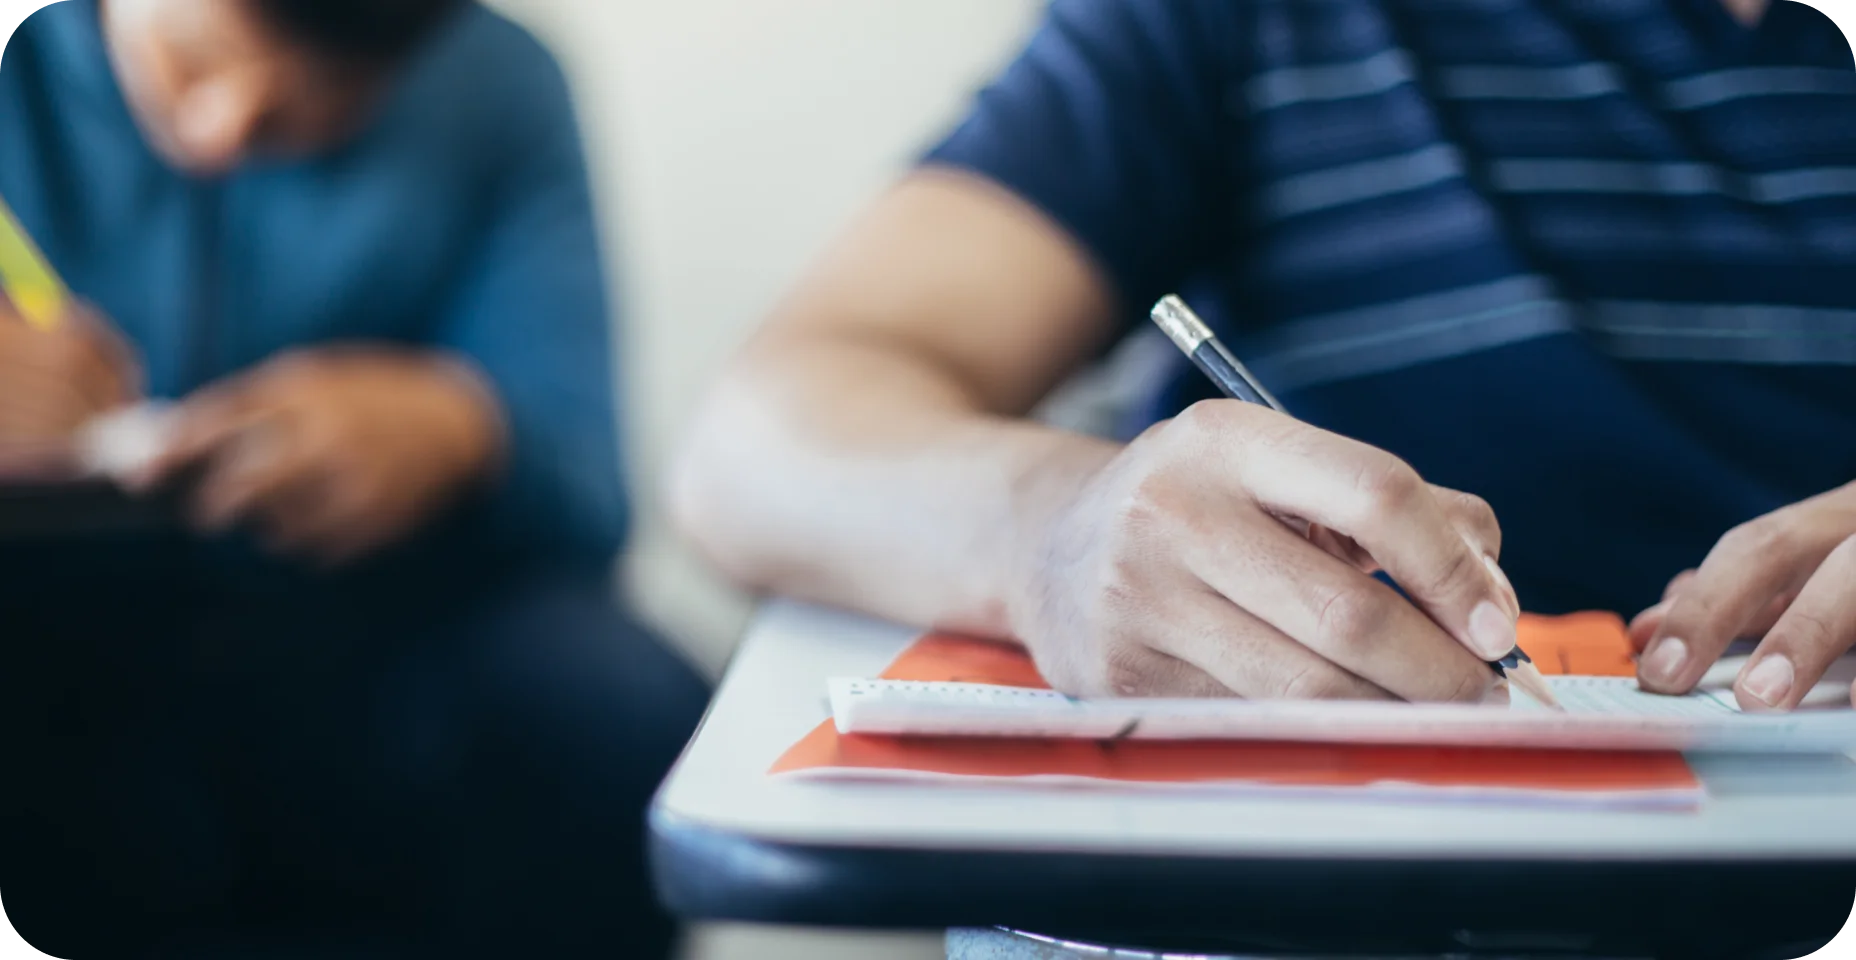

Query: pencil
1150;295;1562;709
0;195;68;332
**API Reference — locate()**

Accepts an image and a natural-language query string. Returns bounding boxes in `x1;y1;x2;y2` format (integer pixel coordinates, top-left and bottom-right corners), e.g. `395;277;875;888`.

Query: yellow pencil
0;195;68;332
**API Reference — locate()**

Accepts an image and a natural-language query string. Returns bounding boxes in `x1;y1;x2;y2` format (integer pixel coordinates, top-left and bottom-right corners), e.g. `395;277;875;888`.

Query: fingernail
1482;554;1519;617
1641;636;1689;687
1482;678;1511;706
1468;600;1516;660
1741;655;1795;709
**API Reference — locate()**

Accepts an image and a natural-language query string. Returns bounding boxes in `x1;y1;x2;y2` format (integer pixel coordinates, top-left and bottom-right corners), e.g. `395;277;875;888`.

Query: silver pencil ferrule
1151;295;1213;355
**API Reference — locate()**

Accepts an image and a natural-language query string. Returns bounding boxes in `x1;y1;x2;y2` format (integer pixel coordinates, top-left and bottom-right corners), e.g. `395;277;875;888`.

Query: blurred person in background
676;0;1856;715
0;0;706;957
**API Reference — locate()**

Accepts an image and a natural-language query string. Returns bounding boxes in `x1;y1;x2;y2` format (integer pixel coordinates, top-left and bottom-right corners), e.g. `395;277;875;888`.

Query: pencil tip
1509;662;1563;710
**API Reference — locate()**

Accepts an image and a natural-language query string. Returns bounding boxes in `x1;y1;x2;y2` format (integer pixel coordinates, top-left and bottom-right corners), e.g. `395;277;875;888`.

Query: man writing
674;0;1856;712
0;1;704;956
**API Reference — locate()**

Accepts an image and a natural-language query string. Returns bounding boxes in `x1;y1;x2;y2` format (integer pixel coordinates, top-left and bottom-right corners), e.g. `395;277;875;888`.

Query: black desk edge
0;480;181;539
650;808;1855;959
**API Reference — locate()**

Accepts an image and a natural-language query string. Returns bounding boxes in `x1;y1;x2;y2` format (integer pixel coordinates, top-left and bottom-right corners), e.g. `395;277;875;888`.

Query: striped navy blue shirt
926;0;1856;616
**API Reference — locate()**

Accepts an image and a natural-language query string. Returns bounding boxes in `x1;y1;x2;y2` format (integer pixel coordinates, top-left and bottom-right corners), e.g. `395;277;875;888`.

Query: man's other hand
133;346;505;565
1632;484;1856;711
1009;399;1518;703
0;297;141;475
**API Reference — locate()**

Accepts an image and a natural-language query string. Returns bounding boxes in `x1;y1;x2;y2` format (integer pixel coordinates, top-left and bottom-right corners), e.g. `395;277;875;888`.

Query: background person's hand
0;297;141;475
1631;484;1856;711
1007;400;1519;703
132;346;505;565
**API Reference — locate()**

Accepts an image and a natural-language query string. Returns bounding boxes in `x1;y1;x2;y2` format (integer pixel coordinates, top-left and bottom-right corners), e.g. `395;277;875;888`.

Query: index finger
1225;410;1517;661
1639;513;1831;696
1186;509;1501;703
1733;536;1856;712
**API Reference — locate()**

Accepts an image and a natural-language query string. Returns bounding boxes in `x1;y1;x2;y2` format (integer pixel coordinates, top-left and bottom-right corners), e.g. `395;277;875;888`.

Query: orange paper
1516;611;1638;676
771;612;1698;804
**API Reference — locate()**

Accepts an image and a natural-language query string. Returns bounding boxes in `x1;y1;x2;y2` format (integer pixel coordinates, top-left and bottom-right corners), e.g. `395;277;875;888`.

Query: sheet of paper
825;619;1856;754
75;402;178;482
771;616;1710;810
773;719;1704;810
1524;677;1740;716
828;676;1856;753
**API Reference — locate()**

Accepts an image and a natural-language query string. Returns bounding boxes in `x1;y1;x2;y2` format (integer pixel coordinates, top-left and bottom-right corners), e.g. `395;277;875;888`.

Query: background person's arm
0;298;140;475
137;30;622;568
427;31;627;567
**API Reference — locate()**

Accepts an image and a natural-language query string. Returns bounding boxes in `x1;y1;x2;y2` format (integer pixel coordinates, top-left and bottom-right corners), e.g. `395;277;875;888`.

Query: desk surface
650;602;1856;955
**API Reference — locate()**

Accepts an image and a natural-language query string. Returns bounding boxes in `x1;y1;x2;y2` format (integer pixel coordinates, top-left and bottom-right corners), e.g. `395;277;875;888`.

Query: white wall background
479;2;1044;957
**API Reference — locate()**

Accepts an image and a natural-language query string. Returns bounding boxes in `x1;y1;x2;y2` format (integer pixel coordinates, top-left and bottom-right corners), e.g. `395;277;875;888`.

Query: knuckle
1117;473;1188;536
1095;567;1148;621
1314;587;1388;656
1278;665;1350;701
1459;491;1496;524
1100;645;1155;698
1079;554;1160;634
1718;518;1795;565
1409;543;1481;601
1170;399;1281;449
1347;456;1423;526
1444;666;1492;704
1171;399;1235;437
1457;493;1500;541
1660;592;1716;631
1778;608;1840;653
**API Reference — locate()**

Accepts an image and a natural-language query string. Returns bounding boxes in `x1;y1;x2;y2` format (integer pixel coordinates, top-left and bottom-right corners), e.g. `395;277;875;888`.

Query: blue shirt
927;0;1856;615
0;1;625;566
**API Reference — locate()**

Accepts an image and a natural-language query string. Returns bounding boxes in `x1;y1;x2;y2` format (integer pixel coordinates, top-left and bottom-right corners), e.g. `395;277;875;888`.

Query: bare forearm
673;171;1124;635
671;333;1117;638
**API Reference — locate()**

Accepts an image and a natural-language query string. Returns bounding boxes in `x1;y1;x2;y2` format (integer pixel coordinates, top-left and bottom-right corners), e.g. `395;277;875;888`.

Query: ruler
826;676;1856;754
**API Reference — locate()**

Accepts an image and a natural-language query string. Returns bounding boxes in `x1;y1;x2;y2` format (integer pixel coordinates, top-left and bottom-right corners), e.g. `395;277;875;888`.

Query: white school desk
650;601;1856;958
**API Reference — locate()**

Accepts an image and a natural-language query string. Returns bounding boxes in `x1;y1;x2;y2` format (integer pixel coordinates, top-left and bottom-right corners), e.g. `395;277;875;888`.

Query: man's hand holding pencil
0;295;142;478
1008;394;1520;706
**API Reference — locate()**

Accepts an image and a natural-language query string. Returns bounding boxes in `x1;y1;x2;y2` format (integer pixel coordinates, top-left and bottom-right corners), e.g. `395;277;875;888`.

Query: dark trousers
0;538;710;959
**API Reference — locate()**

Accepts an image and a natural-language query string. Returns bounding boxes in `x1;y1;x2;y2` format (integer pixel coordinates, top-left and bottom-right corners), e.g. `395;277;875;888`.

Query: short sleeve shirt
926;0;1856;613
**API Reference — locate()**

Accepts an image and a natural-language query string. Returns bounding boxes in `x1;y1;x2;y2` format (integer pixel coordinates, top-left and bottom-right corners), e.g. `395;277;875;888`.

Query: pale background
477;2;1045;958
